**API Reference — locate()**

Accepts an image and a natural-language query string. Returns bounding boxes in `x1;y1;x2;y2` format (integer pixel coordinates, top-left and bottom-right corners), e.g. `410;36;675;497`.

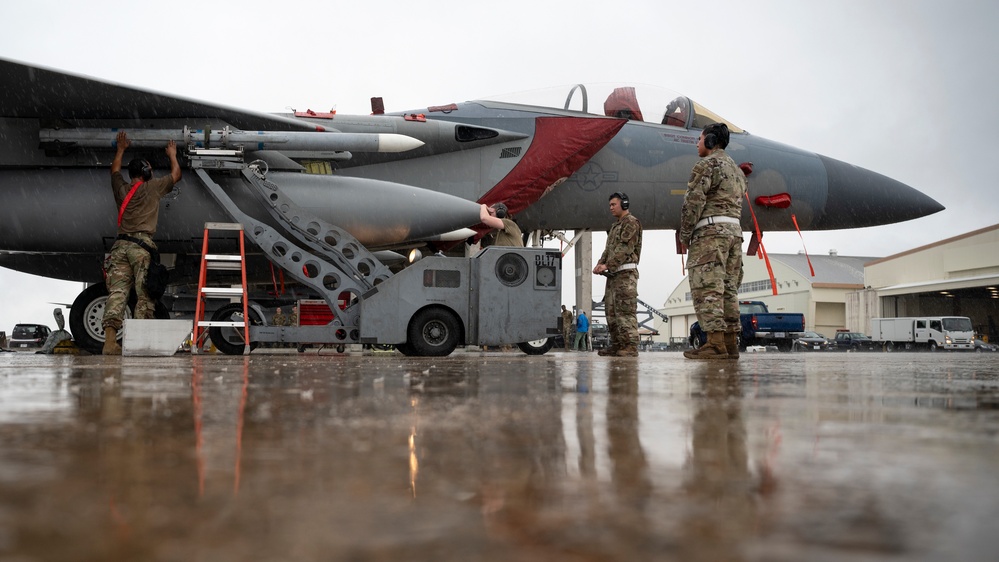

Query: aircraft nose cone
812;155;944;229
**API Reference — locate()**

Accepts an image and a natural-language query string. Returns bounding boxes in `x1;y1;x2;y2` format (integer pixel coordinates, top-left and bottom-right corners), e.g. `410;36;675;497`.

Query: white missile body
39;126;424;153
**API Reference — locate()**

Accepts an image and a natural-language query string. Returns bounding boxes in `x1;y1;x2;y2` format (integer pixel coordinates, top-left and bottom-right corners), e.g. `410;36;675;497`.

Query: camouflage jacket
679;148;746;245
598;212;642;272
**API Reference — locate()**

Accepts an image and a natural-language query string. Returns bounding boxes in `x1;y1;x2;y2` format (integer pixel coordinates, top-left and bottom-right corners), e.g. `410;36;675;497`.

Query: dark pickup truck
690;300;805;351
831;331;878;351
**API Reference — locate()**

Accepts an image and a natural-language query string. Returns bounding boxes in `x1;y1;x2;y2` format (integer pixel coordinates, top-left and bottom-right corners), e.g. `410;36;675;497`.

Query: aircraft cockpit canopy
483;83;743;133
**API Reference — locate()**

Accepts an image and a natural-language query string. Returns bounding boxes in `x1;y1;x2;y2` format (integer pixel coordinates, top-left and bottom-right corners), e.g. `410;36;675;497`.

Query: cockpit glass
480;83;743;133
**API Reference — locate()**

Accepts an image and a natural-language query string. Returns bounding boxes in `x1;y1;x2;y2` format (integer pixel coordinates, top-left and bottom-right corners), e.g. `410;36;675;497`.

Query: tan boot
615;346;638;357
724;332;740;359
683;331;728;360
102;326;122;356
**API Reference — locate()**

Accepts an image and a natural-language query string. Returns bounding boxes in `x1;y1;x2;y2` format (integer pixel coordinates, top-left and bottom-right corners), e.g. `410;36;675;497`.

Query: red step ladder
192;222;250;355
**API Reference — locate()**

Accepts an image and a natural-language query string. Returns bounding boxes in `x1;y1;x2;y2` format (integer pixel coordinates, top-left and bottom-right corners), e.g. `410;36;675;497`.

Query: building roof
866;223;999;266
767;253;879;286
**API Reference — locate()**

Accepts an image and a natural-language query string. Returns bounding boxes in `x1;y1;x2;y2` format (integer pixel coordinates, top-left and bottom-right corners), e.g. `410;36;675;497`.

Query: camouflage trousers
688;234;743;333
605;270;639;350
102;235;156;331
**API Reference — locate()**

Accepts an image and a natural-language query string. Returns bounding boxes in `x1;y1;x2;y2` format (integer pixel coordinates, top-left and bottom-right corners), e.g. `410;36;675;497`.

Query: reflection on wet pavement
1;351;998;561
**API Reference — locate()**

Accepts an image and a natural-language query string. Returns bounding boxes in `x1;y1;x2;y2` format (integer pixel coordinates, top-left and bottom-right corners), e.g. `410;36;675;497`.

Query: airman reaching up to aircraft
101;131;181;355
479;203;524;247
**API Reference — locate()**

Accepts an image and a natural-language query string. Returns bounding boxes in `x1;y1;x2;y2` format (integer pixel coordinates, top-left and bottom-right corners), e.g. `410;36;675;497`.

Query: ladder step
201;287;246;296
204;222;244;231
207;263;243;271
193;222;247;348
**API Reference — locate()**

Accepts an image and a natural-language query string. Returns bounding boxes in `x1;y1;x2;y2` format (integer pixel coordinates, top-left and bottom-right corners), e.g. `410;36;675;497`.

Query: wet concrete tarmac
1;348;997;561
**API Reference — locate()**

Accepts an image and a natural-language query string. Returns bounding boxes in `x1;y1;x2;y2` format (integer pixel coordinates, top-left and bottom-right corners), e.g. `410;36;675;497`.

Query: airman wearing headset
101;130;181;355
479;202;524;247
679;123;747;360
594;192;643;357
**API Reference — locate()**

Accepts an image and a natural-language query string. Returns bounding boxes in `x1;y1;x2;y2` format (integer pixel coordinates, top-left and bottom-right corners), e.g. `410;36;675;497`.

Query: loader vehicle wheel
407;307;460;357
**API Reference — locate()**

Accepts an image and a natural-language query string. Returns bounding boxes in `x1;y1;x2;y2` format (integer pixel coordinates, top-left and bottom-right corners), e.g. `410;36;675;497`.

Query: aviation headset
493;202;509;219
610;192;630;210
702;123;729;151
128;158;153;181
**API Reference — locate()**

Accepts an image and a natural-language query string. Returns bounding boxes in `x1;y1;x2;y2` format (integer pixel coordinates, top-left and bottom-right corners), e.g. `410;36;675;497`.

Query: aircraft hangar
848;223;999;341
660;251;874;342
657;223;999;343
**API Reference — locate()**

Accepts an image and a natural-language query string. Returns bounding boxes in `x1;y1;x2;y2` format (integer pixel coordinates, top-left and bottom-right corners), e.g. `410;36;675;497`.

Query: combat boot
615;346;638;357
724;332;740;359
597;346;619;356
102;327;122;356
683;332;728;360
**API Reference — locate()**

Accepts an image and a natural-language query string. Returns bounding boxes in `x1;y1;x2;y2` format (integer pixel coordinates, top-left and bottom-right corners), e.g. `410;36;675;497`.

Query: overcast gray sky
1;0;997;334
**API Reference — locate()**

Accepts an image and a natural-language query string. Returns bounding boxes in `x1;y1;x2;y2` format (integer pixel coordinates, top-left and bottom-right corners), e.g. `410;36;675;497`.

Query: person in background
561;305;574;351
273;307;288;326
574;310;591;351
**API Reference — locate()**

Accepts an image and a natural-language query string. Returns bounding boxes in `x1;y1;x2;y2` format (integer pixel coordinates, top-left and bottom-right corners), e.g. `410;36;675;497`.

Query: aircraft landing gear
69;284;168;355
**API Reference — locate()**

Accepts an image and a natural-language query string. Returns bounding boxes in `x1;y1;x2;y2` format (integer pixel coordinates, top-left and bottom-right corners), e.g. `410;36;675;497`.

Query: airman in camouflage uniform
102;131;181;355
479;202;524;247
273;307;288;326
561;305;574;351
594;193;642;357
679;123;746;360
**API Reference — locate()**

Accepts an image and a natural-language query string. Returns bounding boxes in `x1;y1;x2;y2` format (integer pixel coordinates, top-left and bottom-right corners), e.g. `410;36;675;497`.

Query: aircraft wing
0;57;318;132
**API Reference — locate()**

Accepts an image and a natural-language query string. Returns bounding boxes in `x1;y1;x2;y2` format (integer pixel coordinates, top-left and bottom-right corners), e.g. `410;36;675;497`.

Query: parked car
973;338;997;352
7;324;51;350
792;331;833;352
832;331;878;351
590;322;610;350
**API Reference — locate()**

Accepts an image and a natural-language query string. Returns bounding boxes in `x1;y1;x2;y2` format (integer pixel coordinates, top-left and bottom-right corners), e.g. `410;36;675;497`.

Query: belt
694;216;740;230
614;263;638;273
116;233;159;259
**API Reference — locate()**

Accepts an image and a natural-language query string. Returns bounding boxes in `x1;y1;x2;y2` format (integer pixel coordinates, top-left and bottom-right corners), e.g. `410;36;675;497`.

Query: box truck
870;317;974;351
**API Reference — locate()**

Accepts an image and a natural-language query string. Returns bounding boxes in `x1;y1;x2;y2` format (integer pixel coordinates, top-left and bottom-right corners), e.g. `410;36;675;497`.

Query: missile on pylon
38;126;424;153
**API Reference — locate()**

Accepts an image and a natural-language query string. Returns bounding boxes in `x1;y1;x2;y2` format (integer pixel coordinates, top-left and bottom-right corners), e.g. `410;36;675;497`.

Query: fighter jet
0;58;943;353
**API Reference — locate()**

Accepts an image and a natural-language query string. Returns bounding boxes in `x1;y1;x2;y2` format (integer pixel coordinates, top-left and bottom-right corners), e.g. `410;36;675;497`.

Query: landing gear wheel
69;284;166;355
517;338;554;355
70;284;117;355
208;303;262;355
407;307;460;357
